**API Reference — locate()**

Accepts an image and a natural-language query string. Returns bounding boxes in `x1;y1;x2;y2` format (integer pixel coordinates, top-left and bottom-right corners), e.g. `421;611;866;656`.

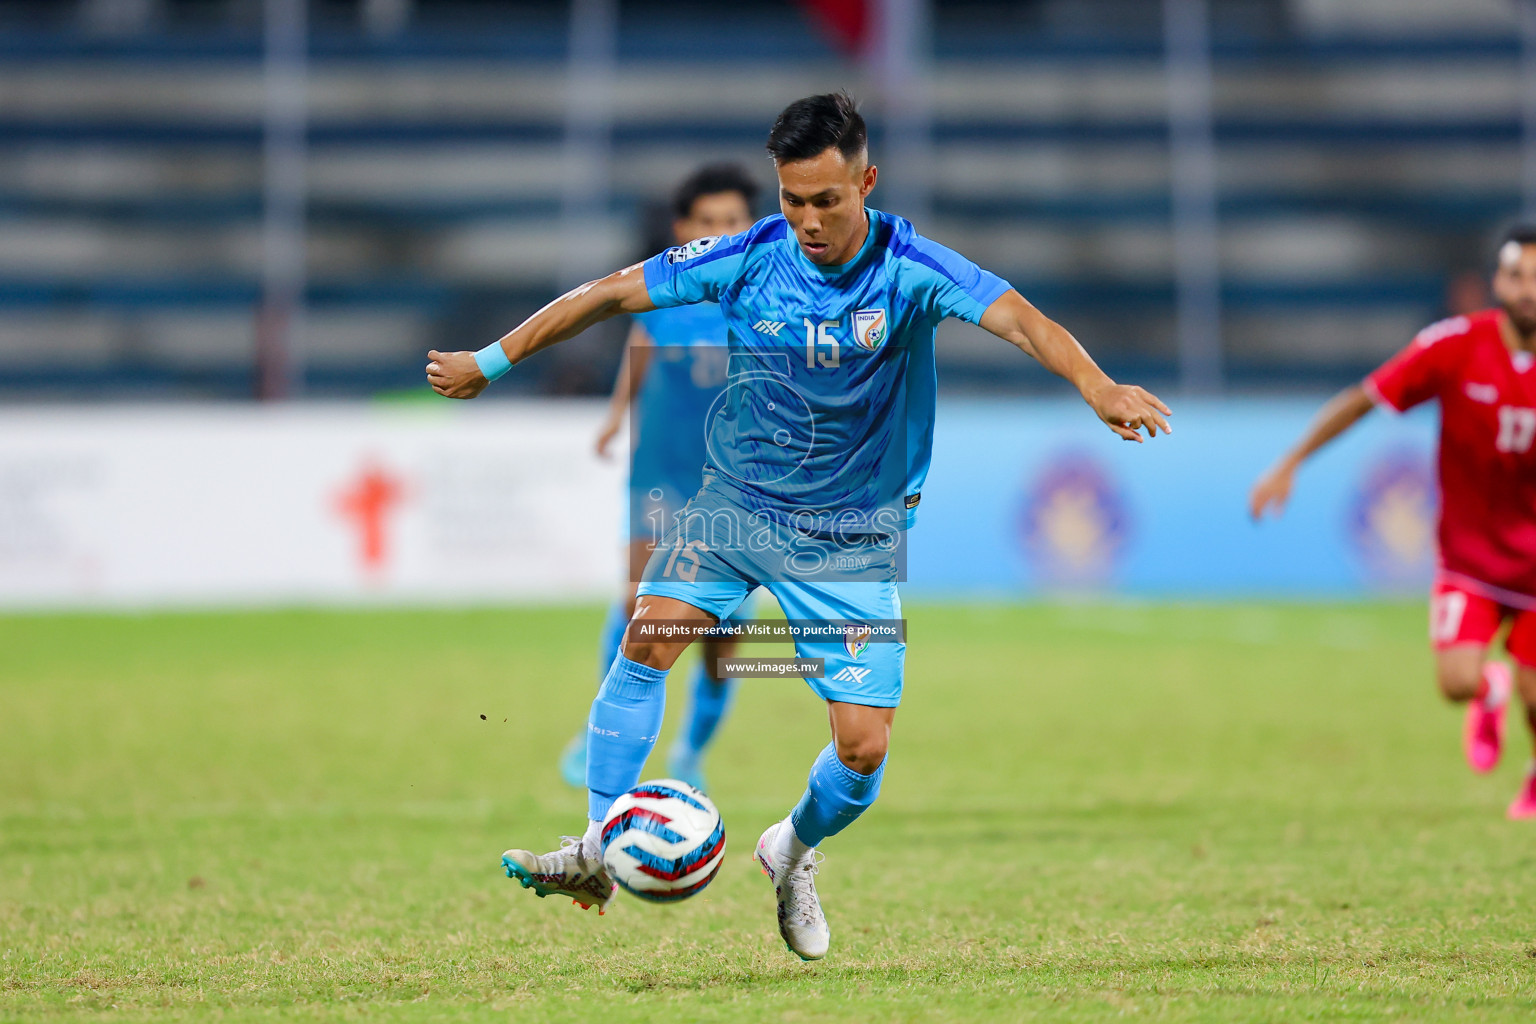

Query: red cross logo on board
333;460;409;578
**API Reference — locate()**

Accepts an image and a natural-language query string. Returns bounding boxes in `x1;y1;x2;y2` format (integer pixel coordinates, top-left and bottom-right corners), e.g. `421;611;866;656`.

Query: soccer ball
599;779;726;903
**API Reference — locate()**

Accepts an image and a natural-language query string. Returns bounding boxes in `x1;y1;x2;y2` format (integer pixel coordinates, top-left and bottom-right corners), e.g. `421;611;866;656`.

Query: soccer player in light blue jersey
559;164;760;794
427;93;1171;959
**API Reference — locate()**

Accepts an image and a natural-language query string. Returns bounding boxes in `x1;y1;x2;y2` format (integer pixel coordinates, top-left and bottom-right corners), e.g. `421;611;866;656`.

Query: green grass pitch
5;601;1536;1021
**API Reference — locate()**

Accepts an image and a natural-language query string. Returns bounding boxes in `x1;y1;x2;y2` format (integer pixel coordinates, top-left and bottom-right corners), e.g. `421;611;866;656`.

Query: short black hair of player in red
671;163;761;220
1502;224;1536;250
765;91;867;165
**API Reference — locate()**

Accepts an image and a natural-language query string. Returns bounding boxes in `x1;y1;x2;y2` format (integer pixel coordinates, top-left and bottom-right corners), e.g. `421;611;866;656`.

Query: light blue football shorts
635;484;906;708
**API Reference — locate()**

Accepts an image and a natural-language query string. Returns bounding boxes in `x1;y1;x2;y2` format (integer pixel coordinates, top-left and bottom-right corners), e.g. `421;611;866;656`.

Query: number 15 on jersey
804;318;840;369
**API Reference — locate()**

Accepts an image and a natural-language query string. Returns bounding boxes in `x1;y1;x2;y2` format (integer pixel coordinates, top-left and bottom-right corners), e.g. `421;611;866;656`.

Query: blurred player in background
1251;226;1536;818
427;92;1170;959
558;164;761;793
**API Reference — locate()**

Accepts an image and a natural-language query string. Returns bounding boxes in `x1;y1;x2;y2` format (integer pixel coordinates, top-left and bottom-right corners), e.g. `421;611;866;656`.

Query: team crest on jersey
852;308;888;351
843;624;872;659
665;235;723;264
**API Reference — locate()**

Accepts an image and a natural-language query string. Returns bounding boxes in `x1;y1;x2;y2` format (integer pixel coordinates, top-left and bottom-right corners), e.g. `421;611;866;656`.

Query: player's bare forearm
427;263;655;399
606;343;635;413
1278;385;1374;470
497;264;656;365
595;324;654;457
1249;384;1373;519
979;289;1172;442
615;326;654;411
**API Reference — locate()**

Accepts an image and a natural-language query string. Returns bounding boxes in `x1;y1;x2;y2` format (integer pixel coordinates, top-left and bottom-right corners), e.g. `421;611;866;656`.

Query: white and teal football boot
501;836;615;914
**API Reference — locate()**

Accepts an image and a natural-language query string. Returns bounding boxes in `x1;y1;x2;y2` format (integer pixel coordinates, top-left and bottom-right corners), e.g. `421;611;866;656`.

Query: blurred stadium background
1;0;1530;605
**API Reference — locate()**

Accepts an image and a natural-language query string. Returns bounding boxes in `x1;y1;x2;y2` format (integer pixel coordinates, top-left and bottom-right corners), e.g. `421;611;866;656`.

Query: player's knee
834;735;888;776
620;632;684;671
1515;666;1536;707
1436;662;1482;702
699;641;735;683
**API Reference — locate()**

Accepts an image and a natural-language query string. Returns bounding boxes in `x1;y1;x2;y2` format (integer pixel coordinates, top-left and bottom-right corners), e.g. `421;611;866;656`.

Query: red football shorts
1431;574;1536;668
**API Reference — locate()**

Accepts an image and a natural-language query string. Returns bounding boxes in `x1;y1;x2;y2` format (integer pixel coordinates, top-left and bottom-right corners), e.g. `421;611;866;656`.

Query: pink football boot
1464;661;1510;774
1508;763;1536;820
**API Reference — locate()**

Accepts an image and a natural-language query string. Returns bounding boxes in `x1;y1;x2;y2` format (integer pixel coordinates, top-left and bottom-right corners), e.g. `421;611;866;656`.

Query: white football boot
755;821;830;960
501;836;616;914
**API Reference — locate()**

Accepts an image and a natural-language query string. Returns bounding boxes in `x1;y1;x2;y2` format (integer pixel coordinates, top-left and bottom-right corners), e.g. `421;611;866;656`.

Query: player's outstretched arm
979;289;1172;442
426;262;656;400
1249;385;1374;520
595;323;654;458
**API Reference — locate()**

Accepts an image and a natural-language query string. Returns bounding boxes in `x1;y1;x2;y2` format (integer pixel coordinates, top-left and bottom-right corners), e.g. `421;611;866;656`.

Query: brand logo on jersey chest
1465;382;1499;404
752;320;786;336
852;308;888;351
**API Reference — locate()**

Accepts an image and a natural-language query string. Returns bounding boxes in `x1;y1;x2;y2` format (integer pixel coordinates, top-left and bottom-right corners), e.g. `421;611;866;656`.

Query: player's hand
426;349;488;400
594;413;622;459
1249;463;1295;521
1086;383;1172;442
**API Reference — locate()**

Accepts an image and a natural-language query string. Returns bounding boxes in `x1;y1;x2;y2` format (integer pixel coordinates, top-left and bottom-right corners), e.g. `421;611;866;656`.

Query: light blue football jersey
630;302;728;502
641;208;1010;535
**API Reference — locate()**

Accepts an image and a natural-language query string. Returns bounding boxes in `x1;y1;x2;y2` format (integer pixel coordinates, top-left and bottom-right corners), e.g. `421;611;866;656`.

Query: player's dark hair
765;91;867;164
671;163;761;220
1502;223;1536;250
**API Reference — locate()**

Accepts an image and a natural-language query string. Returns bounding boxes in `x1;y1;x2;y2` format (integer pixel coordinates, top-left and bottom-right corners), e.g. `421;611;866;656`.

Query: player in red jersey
1251;225;1536;819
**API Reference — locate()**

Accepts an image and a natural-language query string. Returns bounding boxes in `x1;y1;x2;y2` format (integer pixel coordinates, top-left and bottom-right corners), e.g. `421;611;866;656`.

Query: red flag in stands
796;0;871;55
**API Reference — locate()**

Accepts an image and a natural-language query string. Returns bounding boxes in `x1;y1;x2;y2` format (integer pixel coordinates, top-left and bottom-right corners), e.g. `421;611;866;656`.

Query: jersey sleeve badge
665;235;723;264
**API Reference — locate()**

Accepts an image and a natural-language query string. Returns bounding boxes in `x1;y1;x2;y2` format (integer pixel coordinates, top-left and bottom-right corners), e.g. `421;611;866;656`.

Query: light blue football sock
586;654;667;821
682;659;737;754
789;743;886;847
